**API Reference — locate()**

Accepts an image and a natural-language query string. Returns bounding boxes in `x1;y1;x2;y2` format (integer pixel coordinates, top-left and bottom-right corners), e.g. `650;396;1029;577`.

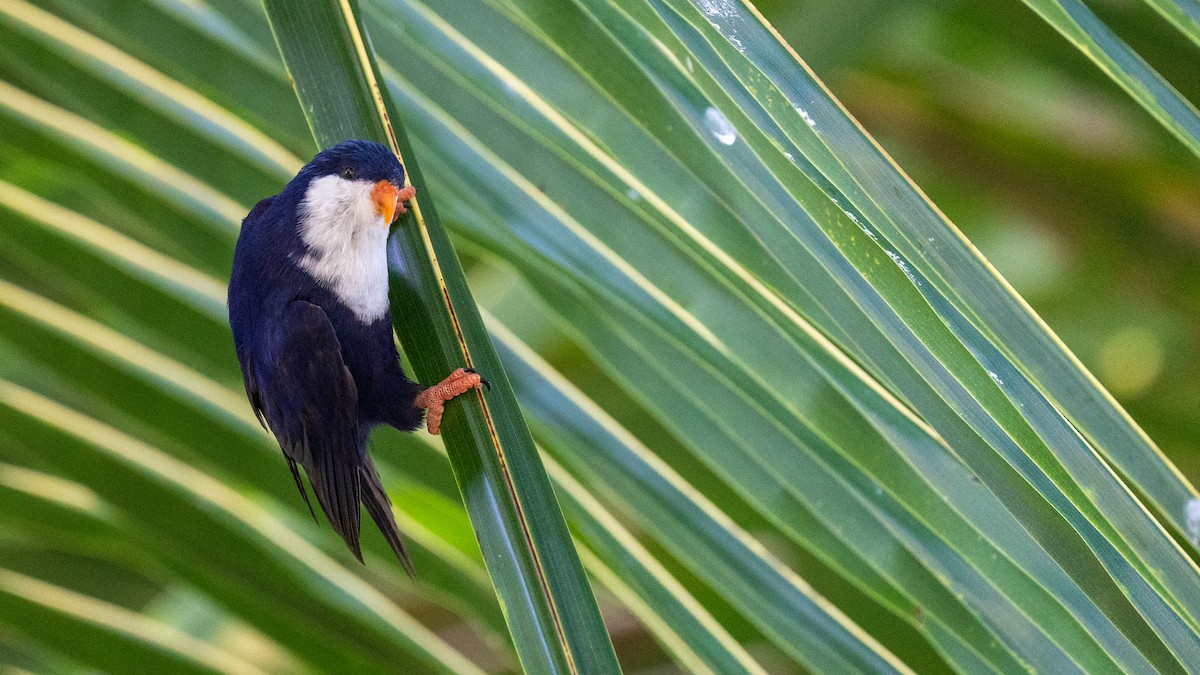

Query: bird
228;140;486;575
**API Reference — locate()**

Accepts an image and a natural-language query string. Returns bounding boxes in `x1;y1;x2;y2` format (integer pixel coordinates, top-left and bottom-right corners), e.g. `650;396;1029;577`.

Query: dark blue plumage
228;141;479;574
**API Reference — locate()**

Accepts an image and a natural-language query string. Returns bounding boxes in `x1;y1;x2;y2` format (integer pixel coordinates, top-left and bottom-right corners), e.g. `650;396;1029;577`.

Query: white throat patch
296;173;390;323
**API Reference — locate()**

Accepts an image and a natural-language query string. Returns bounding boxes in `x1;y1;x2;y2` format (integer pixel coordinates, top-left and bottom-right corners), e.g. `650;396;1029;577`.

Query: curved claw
463;368;491;391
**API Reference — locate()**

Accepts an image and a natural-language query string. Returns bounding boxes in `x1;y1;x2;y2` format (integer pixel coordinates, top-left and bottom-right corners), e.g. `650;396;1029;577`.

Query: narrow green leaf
0;78;243;234
0;568;266;675
261;1;618;671
1016;0;1200;155
1138;0;1200;48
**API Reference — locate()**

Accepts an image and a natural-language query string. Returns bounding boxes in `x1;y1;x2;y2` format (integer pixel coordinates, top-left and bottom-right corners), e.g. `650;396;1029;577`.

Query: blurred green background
760;0;1200;481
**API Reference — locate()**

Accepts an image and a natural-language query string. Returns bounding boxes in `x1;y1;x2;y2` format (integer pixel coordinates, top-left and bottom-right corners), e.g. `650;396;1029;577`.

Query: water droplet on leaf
705;107;737;145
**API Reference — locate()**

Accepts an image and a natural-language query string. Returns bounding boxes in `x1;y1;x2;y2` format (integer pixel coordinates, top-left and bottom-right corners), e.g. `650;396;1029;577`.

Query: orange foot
396;185;417;214
414;367;489;435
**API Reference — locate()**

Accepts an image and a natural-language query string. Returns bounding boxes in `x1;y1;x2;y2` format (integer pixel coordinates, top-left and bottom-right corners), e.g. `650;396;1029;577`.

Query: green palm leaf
0;0;1196;672
262;1;618;671
1017;0;1200;158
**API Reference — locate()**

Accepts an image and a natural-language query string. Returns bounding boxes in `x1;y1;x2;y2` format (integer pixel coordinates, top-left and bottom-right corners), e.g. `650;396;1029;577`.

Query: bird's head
297;140;413;240
284;141;414;321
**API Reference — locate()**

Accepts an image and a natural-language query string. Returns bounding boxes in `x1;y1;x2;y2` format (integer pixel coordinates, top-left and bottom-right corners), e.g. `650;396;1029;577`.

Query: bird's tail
302;435;363;563
293;437;414;575
359;455;415;578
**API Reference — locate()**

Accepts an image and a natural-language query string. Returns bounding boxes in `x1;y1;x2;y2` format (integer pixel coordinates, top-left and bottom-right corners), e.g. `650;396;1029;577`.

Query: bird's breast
296;226;390;324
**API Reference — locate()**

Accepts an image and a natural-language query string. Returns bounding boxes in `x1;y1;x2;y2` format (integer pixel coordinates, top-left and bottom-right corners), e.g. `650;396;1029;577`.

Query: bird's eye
341;166;356;180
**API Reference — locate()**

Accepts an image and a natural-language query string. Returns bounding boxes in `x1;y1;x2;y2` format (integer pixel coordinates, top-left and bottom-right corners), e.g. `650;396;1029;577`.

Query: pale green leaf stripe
0;463;128;549
0;279;259;433
0;0;301;179
0;568;269;675
0;180;227;320
574;549;731;675
1015;0;1200;157
146;0;289;77
544;451;766;675
1139;0;1200;52
375;472;518;645
0;379;485;675
384;476;494;588
0;79;243;233
1143;0;1200;47
0;463;113;519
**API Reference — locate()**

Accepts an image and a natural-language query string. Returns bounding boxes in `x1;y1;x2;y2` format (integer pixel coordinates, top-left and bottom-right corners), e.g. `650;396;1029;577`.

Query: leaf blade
261;1;619;671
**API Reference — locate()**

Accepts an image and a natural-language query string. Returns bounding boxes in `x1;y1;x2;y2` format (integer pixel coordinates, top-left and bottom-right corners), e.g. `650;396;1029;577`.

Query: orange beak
371;181;417;224
372;180;400;224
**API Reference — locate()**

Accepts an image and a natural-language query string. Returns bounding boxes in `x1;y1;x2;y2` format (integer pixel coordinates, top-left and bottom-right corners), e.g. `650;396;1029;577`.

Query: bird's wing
256;300;365;560
243;195;274;224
